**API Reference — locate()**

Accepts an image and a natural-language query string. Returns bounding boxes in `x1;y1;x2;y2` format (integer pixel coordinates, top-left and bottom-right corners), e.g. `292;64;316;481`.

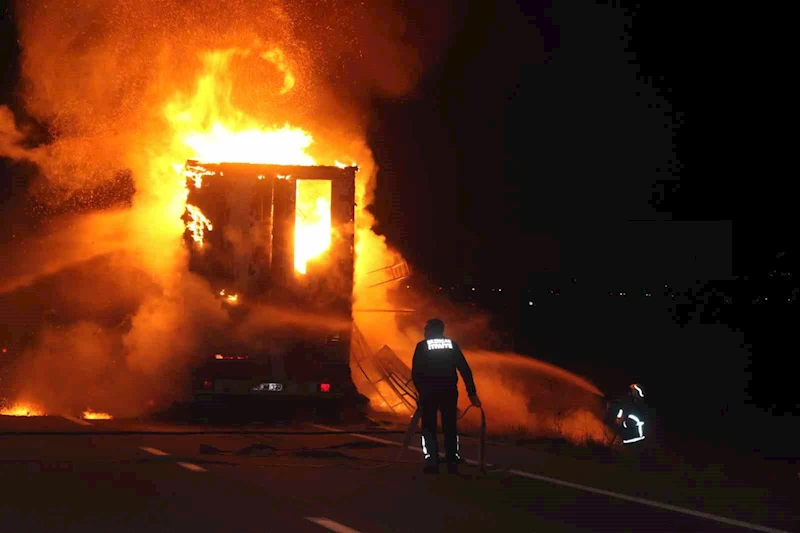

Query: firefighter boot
421;429;439;474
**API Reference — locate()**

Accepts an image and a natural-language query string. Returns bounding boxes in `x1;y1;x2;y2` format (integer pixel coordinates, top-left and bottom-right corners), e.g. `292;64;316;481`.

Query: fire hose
397;402;488;475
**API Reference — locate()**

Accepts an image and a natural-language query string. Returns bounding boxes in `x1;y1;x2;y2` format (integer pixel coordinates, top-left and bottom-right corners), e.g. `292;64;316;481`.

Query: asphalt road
0;414;795;533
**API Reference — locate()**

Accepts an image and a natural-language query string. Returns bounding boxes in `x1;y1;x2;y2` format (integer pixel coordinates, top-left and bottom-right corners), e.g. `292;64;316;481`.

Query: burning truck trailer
182;160;367;421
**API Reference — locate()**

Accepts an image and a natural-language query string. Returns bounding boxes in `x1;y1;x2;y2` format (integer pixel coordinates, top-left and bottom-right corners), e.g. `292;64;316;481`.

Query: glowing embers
294;179;332;274
219;289;240;305
426;339;453;350
185;204;213;247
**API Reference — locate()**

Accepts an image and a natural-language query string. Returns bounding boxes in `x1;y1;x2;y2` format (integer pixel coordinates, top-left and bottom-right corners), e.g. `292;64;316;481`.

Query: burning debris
82;410;113;420
0;403;46;417
182;161;355;318
182;163;216;189
185;204;214;247
219;290;240;305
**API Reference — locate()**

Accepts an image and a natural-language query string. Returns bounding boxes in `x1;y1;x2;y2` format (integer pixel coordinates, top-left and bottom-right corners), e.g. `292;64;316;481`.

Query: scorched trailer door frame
182;161;358;405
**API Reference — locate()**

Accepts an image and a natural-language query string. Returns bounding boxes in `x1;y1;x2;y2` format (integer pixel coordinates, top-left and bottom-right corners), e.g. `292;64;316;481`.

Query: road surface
0;414;795;533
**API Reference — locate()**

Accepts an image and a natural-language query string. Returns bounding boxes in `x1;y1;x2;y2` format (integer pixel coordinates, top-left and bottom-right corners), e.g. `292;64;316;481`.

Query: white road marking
139;447;206;472
140;446;169;456
312;425;792;533
177;462;207;472
61;415;91;426
507;469;792;533
305;517;363;533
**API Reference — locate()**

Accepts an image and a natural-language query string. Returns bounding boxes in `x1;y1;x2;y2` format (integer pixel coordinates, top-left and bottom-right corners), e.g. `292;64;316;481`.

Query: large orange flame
82;409;113;420
170;48;332;271
295;180;332;274
0;403;46;417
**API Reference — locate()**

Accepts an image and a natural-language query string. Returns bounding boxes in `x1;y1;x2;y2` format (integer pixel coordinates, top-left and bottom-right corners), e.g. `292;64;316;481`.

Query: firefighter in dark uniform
412;319;481;474
605;383;647;444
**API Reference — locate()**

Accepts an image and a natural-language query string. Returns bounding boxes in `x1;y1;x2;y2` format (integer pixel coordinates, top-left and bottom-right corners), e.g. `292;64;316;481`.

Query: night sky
368;1;724;287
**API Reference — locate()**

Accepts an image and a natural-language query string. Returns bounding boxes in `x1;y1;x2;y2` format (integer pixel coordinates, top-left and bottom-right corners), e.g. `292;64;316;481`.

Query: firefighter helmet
629;383;645;399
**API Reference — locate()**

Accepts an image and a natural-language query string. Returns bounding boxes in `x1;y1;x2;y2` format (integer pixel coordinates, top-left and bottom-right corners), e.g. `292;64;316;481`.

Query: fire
82;410;113;420
295;180;332;274
219;290;240;304
183;163;216;189
182;123;315;166
171;49;332;269
0;403;46;417
185;204;213;247
167;49;315;166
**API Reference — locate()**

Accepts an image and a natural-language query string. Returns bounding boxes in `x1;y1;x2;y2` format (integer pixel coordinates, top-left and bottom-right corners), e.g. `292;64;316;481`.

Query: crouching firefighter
606;383;647;445
411;318;481;474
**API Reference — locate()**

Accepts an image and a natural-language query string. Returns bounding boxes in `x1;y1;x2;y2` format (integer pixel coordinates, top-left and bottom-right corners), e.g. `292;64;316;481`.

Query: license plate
252;382;282;392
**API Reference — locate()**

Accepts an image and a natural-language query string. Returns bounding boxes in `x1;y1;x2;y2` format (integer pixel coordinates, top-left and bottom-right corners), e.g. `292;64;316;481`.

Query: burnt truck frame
182;160;363;411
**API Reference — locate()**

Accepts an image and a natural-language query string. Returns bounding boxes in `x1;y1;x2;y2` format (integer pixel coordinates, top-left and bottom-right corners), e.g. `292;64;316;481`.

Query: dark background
1;1;796;456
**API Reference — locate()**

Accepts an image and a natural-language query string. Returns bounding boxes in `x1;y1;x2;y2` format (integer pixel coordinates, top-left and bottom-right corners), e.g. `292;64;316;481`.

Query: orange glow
82;409;113;420
168;49;314;166
0;403;45;417
220;290;240;304
295;180;332;274
183;163;215;189
183;123;315;166
260;47;295;95
171;48;332;270
185;204;213;247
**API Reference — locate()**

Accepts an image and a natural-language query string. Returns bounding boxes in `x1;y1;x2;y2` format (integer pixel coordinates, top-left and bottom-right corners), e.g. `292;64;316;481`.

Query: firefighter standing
412;319;481;474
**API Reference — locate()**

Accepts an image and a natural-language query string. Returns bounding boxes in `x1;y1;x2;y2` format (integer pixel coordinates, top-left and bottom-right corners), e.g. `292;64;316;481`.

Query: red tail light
319;383;331;393
202;380;213;390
